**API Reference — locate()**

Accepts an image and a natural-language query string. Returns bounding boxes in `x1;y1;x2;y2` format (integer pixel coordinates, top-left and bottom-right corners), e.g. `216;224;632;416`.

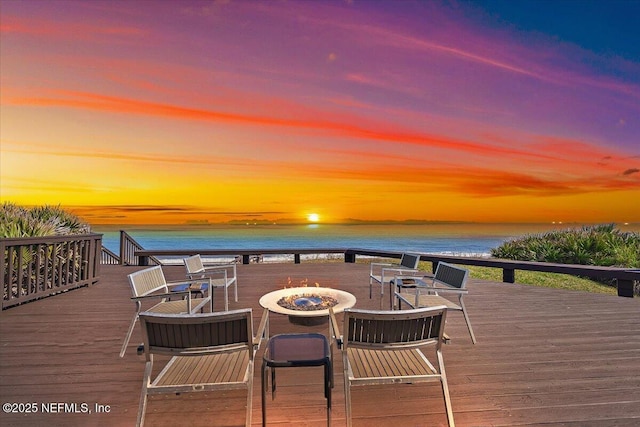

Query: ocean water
94;223;638;260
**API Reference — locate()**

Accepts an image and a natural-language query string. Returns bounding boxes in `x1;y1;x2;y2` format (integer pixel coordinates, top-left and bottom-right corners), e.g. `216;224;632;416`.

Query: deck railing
344;248;640;298
1;233;102;309
133;247;638;297
118;230;160;266
101;246;121;265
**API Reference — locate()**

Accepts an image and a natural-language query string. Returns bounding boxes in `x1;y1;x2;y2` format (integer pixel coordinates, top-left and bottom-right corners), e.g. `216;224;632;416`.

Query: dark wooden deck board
1;263;639;426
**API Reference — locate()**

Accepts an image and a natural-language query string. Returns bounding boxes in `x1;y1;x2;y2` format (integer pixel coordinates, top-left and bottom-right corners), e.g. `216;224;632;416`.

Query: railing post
617;279;634;298
503;268;515;283
294;254;301;264
119;230;126;265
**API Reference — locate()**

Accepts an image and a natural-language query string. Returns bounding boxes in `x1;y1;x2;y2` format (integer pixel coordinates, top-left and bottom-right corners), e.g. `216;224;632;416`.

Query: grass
458;264;617;295
359;257;618;295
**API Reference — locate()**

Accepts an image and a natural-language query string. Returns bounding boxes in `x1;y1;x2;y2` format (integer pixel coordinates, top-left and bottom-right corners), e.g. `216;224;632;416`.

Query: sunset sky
1;0;639;225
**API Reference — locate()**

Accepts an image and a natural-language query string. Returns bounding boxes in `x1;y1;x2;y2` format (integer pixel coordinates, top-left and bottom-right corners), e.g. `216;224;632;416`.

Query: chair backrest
343;307;447;351
433;262;469;289
128;265;168;297
184;254;205;275
139;309;253;358
400;253;421;269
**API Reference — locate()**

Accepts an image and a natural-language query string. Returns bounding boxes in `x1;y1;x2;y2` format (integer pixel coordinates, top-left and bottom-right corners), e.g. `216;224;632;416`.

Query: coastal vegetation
2;204;98;307
488;224;639;295
490;224;639;268
0;203;90;238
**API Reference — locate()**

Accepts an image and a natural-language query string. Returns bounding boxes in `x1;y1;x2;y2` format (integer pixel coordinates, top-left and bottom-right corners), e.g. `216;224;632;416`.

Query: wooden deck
1;262;639;426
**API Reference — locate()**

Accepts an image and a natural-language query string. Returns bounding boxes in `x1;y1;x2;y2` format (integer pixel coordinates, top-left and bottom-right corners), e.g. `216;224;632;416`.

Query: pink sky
1;0;638;224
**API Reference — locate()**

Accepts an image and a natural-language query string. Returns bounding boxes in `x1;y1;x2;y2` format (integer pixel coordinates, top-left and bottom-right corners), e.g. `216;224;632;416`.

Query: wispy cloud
4;90;595;164
2;0;638;223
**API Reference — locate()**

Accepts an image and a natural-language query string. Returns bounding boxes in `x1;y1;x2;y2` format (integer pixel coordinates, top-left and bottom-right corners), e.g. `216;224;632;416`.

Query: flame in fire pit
277;280;339;312
285;277;321;289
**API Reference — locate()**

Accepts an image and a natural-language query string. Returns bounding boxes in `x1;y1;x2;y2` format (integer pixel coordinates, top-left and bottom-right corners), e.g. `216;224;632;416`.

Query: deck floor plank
1;262;639;426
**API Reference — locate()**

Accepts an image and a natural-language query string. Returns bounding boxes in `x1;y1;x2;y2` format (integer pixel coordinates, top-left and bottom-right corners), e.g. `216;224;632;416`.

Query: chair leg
136;362;152;427
437;352;455;427
459;298;476;344
271;366;276;398
325;361;332;427
120;313;139;358
344;370;352;427
234;280;238;302
261;363;268;427
246;370;253;427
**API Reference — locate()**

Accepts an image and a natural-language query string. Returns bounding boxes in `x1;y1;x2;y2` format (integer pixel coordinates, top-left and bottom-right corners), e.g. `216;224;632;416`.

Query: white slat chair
135;309;269;427
119;265;212;357
368;252;421;298
184;254;238;311
395;261;476;344
330;306;455;427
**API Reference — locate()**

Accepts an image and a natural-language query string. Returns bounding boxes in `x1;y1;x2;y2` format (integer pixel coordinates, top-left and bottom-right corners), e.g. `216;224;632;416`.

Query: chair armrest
393;274;429;281
131;290;191;301
442;333;451;344
382;267;419;275
370;262;392;274
188;270;230;281
328;308;343;349
187;268;231;281
202;265;235;273
253;308;270;349
203;262;235;270
390;273;429;289
419;286;468;295
202;268;230;273
166;279;207;287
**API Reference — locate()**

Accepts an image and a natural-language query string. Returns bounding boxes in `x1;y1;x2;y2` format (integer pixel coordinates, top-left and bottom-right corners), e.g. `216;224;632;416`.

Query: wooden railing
101;246;120;265
118;230;160;266
344;249;640;298
134;248;347;266
132;246;638;297
1;233;102;309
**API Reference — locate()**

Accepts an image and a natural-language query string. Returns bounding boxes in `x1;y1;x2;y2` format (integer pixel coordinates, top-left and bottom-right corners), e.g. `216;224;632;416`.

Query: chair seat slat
398;293;461;310
347;348;435;380
153;351;250;387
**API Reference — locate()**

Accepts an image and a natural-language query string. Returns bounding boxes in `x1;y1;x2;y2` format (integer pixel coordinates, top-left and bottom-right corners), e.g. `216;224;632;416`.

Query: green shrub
0;203;91;238
491;224;639;295
491;224;639;268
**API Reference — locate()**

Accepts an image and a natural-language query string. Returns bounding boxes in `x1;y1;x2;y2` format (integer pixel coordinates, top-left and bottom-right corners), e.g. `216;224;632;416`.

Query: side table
261;333;332;426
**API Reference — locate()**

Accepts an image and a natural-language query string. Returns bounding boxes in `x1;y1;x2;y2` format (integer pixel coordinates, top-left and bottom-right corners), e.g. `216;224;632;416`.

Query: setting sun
308;213;320;223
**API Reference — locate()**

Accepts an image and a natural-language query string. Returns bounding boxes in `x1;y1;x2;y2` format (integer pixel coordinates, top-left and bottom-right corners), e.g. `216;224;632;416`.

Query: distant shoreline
90;221;640;229
94;223;640;259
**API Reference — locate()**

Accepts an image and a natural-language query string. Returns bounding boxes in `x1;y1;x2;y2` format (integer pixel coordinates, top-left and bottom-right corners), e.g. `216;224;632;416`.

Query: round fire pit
259;287;356;326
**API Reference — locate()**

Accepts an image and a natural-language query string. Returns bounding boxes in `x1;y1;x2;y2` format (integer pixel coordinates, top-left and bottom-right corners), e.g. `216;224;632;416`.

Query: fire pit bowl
259;287;356;326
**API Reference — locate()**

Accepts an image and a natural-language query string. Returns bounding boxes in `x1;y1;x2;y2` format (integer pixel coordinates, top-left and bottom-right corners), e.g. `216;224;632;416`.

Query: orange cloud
4;90;567;164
